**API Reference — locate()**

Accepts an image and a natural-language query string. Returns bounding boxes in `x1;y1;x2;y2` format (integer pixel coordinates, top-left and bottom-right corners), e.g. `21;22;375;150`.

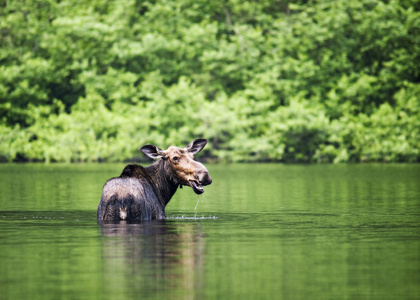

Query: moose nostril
203;175;212;185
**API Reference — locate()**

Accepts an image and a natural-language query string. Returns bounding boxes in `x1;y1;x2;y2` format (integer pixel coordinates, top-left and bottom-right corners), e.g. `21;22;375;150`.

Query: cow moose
97;139;212;221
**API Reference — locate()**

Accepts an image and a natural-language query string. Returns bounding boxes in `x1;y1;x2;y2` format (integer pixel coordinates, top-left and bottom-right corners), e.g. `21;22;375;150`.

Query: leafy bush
0;0;419;162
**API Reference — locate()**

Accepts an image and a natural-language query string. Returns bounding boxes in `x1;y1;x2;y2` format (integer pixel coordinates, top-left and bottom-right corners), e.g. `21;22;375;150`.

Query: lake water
0;163;419;299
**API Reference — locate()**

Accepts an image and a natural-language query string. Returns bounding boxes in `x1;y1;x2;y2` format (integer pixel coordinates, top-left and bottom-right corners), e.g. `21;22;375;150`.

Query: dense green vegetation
1;0;419;162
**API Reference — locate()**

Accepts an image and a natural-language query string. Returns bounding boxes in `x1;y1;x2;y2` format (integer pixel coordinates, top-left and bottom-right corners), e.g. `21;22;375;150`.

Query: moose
97;139;212;221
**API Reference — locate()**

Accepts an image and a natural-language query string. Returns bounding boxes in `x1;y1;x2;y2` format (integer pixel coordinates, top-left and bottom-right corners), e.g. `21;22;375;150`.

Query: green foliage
0;0;419;162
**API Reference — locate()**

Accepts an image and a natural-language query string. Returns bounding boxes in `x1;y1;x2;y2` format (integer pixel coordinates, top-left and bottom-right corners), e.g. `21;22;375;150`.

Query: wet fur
97;160;179;221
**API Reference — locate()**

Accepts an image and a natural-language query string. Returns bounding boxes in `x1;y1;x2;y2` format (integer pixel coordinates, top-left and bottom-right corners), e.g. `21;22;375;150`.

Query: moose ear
185;139;207;155
140;145;165;160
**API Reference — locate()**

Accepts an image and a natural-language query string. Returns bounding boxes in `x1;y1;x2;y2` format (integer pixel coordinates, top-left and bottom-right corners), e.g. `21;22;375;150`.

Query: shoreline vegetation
1;0;419;163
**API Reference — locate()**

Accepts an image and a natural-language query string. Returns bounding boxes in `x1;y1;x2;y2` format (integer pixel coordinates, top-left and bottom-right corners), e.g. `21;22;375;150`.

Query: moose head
140;139;212;194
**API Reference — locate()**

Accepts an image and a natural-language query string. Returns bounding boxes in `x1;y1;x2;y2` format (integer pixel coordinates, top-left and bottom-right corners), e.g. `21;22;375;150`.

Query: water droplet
195;199;199;210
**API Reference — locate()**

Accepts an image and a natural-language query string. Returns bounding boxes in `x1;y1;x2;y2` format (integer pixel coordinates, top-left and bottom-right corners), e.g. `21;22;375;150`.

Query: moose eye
173;157;179;162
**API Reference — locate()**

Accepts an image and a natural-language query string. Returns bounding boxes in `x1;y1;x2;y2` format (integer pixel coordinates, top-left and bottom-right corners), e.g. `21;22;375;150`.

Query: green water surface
0;163;419;299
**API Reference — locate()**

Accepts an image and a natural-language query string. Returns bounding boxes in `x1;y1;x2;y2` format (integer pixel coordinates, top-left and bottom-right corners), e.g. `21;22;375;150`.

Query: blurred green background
1;0;419;163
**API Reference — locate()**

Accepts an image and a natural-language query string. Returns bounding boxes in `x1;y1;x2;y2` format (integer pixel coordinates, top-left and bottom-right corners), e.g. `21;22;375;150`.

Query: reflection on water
100;220;205;299
0;163;419;299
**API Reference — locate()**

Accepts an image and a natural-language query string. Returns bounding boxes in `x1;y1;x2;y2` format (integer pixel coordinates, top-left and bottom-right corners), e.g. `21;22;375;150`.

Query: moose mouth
189;180;204;194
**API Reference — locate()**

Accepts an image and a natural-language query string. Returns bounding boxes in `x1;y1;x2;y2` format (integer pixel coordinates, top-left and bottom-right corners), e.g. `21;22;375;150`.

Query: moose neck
145;159;179;208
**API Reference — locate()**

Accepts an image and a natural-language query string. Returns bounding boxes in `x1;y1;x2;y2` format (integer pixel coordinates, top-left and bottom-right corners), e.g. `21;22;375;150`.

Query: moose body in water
97;139;212;221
